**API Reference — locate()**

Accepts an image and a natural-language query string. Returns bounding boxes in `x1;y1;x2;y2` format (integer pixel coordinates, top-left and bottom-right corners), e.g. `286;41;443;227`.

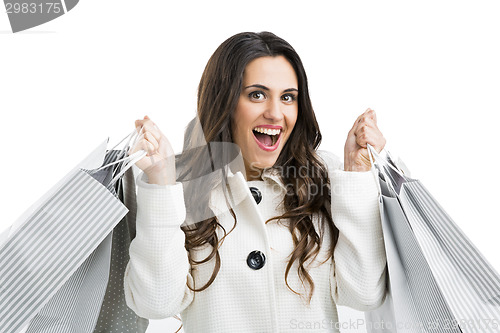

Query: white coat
124;150;387;333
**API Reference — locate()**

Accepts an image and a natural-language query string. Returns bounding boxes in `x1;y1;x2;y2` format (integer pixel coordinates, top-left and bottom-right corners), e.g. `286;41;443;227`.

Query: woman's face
232;55;299;180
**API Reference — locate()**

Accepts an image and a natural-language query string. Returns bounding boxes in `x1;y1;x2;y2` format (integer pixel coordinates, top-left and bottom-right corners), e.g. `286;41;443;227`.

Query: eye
281;93;297;104
249;91;266;101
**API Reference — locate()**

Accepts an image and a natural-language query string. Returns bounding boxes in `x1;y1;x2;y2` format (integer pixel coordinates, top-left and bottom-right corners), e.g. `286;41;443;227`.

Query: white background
1;1;499;332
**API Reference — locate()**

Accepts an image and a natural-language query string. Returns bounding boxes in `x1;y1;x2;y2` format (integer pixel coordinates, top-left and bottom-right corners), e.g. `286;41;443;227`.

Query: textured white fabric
124;150;387;333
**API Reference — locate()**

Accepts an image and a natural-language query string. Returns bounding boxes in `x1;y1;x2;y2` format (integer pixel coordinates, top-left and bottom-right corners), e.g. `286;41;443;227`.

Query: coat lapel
208;170;255;217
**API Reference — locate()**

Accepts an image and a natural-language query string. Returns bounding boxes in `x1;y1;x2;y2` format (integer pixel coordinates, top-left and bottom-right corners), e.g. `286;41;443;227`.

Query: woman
124;31;387;332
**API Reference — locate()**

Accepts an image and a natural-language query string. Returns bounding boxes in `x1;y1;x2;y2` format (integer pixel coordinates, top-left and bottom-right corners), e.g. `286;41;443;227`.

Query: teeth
253;127;281;136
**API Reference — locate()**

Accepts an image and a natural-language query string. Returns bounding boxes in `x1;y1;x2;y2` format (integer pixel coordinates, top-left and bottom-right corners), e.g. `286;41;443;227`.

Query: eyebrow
244;84;298;93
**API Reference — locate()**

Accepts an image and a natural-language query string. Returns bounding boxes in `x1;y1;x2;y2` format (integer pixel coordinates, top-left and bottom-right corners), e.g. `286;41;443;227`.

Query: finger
135;116;159;133
139;120;163;143
350;112;366;134
364;108;377;123
355;128;386;151
134;118;148;131
354;120;372;139
359;111;384;151
357;110;377;127
144;131;159;151
368;109;377;124
355;129;370;148
128;141;142;155
354;126;377;148
131;138;157;157
350;109;377;134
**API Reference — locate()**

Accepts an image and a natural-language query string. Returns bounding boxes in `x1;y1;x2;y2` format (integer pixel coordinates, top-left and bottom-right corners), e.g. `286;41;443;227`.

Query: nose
263;97;284;122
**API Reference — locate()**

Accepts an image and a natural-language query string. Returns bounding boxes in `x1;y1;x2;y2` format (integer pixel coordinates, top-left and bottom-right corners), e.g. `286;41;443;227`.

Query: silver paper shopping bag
24;148;132;333
0;140;144;333
93;166;149;333
398;177;500;333
364;163;460;333
364;145;463;333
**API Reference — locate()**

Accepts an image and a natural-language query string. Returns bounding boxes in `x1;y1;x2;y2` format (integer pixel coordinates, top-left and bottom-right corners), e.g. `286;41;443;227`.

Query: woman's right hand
130;116;176;185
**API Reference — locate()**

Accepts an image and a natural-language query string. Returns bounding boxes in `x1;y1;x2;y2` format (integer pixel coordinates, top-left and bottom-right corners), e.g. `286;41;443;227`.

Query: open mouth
252;126;282;151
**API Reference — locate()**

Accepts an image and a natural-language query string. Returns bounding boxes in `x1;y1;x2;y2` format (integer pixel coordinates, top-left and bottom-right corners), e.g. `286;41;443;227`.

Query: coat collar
261;168;287;191
208;169;248;216
208;167;286;216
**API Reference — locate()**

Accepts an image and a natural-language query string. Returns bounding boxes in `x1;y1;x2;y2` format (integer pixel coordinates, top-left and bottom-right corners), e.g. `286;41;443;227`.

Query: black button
249;187;262;204
247;250;266;270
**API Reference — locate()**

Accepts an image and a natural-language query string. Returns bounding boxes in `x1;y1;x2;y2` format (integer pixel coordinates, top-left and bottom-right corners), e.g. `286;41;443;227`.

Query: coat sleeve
317;150;387;311
124;175;194;319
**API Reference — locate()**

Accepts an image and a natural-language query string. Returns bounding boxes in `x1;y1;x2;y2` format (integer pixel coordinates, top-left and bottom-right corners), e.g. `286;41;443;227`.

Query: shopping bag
364;153;460;333
25;233;113;333
0;135;146;333
93;166;149;333
365;145;500;333
396;170;500;332
24;148;132;333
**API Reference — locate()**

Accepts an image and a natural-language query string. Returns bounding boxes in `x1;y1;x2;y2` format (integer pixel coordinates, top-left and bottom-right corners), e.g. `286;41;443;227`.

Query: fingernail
144;115;149;119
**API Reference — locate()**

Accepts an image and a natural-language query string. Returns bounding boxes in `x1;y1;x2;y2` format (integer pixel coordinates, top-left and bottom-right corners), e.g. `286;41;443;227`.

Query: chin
246;153;280;171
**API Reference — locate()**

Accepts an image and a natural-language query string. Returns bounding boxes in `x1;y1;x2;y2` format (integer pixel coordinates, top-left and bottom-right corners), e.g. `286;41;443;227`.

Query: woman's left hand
344;108;386;172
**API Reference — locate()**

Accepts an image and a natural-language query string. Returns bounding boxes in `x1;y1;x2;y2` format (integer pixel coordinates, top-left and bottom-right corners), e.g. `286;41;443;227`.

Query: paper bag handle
367;144;407;195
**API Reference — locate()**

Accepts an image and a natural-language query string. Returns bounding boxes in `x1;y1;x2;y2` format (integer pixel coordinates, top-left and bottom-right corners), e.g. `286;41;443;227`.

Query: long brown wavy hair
176;31;339;311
